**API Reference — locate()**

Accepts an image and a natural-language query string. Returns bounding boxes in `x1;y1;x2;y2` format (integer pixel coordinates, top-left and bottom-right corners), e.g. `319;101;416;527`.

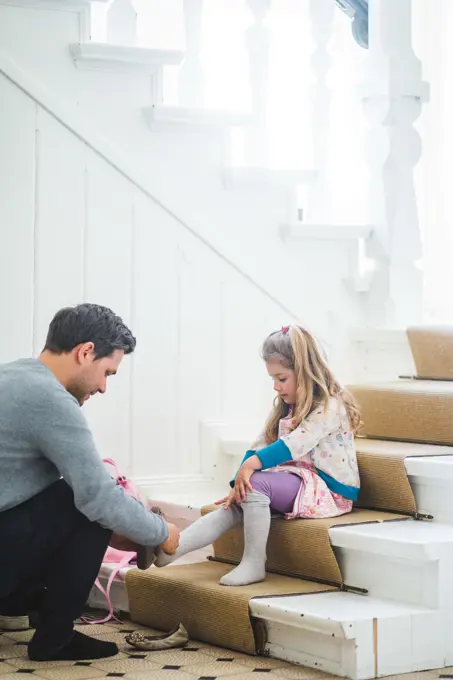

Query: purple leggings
250;471;302;514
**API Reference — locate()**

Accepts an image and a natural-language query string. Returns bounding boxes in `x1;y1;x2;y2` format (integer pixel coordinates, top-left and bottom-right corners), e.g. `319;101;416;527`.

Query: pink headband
281;326;290;334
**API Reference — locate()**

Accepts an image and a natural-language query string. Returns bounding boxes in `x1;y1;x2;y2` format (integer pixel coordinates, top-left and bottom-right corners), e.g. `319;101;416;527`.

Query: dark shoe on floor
28;630;119;661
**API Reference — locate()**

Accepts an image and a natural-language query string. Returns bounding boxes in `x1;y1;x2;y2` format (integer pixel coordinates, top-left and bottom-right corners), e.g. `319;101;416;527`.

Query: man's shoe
0;614;30;631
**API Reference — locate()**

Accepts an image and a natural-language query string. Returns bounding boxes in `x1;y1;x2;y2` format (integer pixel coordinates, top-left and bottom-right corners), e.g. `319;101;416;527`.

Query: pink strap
102;458;121;478
86;458;136;624
82;552;135;625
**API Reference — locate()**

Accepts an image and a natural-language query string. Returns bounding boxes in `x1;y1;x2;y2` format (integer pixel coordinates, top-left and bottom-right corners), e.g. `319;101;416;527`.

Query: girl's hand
233;466;254;502
215;489;237;510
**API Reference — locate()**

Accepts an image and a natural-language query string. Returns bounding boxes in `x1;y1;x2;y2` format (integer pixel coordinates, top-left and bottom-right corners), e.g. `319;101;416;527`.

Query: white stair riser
257;610;445;680
262;622;359;679
410;477;453;524
334;547;440;608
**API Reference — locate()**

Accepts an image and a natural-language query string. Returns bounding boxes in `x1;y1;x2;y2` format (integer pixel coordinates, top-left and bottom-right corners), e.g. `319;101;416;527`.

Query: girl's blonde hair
262;325;362;444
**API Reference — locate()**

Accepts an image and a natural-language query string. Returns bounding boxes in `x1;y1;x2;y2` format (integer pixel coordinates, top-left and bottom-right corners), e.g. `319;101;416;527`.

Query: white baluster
362;0;429;327
245;0;272;167
179;0;204;108
107;0;137;46
307;0;335;222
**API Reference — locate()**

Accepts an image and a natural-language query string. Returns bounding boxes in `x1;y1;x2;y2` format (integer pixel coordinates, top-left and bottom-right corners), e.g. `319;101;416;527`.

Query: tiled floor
0;621;450;680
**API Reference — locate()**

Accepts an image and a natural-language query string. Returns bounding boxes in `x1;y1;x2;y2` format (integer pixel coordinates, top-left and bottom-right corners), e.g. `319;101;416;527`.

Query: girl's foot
154;548;175;568
219;563;266;587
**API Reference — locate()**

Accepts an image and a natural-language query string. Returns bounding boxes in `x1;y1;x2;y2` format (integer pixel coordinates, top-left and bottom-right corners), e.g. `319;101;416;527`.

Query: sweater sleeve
251;400;342;469
278;399;341;462
23;381;169;547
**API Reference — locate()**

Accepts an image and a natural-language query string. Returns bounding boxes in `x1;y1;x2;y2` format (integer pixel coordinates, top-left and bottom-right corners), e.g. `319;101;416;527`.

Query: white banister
107;0;138;47
178;0;204;108
362;0;429;327
307;0;335;222
245;0;272;166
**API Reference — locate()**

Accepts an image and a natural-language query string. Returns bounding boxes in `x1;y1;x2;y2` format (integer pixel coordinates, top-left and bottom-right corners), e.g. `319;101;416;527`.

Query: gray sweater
0;358;168;547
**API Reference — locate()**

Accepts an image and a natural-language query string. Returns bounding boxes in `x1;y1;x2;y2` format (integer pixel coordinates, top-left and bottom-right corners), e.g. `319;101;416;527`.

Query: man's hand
159;522;180;555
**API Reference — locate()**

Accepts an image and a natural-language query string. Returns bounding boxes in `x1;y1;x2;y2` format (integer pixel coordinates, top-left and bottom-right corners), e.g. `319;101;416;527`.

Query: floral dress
248;398;359;520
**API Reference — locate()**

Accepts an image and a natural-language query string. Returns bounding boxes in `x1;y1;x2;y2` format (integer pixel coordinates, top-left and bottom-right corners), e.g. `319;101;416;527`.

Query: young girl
155;325;362;587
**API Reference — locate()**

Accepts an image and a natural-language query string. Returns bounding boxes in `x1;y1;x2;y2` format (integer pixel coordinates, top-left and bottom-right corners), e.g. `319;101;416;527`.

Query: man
0;304;180;662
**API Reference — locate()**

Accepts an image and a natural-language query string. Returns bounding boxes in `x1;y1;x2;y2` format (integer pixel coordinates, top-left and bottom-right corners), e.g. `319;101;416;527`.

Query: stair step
223;167;317;188
279;223;373;241
406;456;453;524
348;379;453;445
144;106;250;129
91;561;446;679
331;519;453;608
69;43;183;73
147;489;453;608
250;591;444;679
203;421;453;521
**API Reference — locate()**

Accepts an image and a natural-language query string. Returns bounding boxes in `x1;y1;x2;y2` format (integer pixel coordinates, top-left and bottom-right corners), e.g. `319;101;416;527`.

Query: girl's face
266;360;297;405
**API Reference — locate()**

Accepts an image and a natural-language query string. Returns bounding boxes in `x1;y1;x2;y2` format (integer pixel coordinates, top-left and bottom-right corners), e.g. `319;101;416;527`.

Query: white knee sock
155;505;242;568
220;491;270;587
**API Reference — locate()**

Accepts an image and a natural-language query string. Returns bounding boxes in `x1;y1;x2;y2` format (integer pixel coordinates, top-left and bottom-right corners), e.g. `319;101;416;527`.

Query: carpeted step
201;506;408;586
126;562;337;655
407;326;453;380
126;509;409;655
348;379;453;445
355;438;453;515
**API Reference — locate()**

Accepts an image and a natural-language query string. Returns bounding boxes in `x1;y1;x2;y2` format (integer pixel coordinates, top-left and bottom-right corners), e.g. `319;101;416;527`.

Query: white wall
0;1;366;326
0;1;369;494
412;0;453;323
0;72;293;489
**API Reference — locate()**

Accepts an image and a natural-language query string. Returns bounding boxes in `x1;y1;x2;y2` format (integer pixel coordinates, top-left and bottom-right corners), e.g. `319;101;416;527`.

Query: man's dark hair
43;304;136;359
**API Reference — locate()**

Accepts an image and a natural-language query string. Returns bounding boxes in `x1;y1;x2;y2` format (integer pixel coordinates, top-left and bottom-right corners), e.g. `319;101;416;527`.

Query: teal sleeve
256;440;292;469
229;441;292;487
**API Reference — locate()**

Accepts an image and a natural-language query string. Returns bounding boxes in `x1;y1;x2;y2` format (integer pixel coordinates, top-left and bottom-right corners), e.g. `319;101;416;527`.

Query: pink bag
83;458;141;625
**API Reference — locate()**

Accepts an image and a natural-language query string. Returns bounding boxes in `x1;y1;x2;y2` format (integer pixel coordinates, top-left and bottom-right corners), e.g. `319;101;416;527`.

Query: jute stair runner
407;326;453;380
127;327;453;655
126;561;337;655
127;507;409;653
348;327;453;510
355;439;453;515
201;505;407;585
348;380;453;445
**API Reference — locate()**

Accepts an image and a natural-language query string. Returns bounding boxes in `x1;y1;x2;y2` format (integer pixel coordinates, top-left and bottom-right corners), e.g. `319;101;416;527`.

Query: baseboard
133;473;223;500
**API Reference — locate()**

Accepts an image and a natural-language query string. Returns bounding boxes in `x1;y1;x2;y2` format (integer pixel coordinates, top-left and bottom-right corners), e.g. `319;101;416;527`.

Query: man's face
67;347;124;406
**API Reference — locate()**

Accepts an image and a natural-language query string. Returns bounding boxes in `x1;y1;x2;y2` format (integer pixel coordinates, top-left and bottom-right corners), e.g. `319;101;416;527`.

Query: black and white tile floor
0;622;448;680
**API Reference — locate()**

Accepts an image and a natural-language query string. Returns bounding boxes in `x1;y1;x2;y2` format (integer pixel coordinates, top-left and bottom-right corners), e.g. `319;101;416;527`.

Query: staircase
88;327;453;679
